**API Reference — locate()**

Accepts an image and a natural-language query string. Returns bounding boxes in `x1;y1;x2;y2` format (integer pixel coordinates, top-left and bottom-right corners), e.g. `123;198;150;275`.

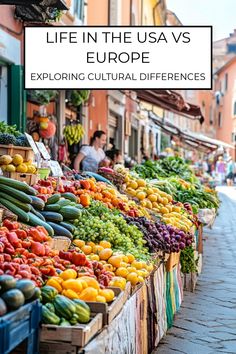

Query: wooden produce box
40;313;103;350
0;144;34;161
2;172;38;186
86;283;131;326
166;252;180;272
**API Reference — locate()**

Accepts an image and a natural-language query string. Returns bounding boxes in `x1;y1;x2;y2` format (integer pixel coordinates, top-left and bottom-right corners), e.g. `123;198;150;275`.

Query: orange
127;267;137;273
99;240;111;248
81;245;92;255
126;272;139;286
160;207;169;214
129;180;138;189
148;194;158;202
137;179;146;187
90;254;100;261
120;261;128;268
162;197;169;205
73;239;85;248
87;241;96;248
108;255;123;268
116;267;129;278
122;255;129;263
99;248;113;260
93;245;104;254
136;191;146;200
126;254;135;263
131;261;144;270
109;276;126;290
103;264;114;272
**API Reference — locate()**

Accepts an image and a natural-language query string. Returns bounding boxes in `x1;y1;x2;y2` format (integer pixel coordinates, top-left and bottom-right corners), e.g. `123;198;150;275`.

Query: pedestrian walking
215;156;226;185
226;157;234;186
74;130;107;172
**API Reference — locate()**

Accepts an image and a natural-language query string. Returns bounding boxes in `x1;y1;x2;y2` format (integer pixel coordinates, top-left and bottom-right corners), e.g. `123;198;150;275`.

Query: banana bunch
64;124;85;145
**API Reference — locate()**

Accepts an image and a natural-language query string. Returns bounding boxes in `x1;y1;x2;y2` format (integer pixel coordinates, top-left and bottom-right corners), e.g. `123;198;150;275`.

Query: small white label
50;160;63;177
36;142;51;160
25;133;39;155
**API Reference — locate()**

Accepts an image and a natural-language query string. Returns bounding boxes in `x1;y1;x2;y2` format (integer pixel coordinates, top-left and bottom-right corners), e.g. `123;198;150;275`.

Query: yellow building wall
142;0;166;25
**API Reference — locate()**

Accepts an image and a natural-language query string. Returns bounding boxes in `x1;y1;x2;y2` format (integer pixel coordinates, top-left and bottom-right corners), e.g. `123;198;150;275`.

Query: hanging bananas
64;124;85;145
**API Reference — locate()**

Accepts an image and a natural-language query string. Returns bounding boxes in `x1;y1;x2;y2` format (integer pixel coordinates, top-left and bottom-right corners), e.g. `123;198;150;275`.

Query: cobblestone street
156;187;236;354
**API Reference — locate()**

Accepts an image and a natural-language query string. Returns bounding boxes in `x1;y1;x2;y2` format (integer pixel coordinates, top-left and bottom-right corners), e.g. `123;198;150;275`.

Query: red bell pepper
71;252;87;266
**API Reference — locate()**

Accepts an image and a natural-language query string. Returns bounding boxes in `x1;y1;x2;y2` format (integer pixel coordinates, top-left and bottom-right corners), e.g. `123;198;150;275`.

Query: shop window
71;0;84;21
224;73;228;92
218;112;222;127
233;101;236;116
0;65;8;123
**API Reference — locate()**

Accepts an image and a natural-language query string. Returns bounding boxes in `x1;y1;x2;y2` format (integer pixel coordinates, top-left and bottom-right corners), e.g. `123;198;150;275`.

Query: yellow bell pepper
62;279;83;293
46;277;63;293
59;269;77;281
62;289;80;300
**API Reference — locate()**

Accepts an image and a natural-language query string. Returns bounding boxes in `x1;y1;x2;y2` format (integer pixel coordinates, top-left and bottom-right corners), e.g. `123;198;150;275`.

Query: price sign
36;142;51;160
25;133;39;155
50;160;63;177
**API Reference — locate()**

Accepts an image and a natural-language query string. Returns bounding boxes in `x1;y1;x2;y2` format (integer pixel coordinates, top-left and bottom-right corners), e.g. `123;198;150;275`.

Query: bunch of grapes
124;216;194;254
73;205;150;260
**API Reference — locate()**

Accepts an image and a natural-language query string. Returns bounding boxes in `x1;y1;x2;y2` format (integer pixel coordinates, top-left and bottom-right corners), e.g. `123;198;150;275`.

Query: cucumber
0;184;32;203
24;186;37;196
0;176;34;194
61;193;77;203
0;199;29;223
60;222;76;234
30;206;46;221
48;223;73;239
44;203;61;212
57;199;71;207
30;196;45;210
0;192;31;212
28;212;54;236
40;211;63;223
46;194;61;205
60;206;80;220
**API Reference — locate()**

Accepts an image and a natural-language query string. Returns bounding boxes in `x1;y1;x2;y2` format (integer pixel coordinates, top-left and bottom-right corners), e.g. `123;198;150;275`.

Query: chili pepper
36;226;48;237
53;263;65;271
28;228;46;242
7;231;21;248
30;266;41;275
71;252;87;266
15;229;27;240
44;245;51;256
3;262;15;272
13;258;24;264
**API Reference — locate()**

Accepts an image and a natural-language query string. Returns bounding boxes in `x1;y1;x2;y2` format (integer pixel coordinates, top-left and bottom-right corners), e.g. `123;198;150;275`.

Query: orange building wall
0;6;24;63
215;62;236;156
88;90;108;136
121;0;131;25
87;0;109;25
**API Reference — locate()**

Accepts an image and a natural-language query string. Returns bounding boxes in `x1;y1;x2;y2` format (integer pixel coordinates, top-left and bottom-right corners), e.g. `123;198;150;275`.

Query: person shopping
226;157;234;186
74;130;107;172
215;156;226;185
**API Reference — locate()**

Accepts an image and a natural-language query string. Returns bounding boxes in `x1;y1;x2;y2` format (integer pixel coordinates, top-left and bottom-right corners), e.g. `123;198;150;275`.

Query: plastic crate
0;300;42;354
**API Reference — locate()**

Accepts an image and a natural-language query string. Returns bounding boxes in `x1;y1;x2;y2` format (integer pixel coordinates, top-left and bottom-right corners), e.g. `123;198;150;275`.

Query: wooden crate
0;144;34;161
40;313;102;349
165;252;180;272
183;272;197;292
86;283;131;326
2;172;38;186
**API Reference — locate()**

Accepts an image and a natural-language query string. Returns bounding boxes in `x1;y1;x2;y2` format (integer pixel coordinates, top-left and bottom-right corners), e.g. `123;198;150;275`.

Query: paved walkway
156;187;236;354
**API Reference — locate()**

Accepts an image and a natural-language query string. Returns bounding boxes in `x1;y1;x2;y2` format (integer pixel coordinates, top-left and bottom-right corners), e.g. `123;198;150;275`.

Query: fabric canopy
149;112;228;152
135;90;204;123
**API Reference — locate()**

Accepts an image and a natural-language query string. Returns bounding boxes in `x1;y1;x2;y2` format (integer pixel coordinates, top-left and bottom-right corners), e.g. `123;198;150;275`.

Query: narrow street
156;187;236;354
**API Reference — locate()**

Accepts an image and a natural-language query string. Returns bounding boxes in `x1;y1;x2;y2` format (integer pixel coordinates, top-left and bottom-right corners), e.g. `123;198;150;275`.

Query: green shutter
8;65;26;133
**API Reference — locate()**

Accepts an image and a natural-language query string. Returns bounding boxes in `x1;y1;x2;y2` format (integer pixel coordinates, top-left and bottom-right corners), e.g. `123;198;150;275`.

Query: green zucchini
44;203;61;212
60;222;76;233
40;211;63;223
60;206;80;220
0;184;32;203
46;194;61;205
28;212;54;236
61;193;77;203
57;199;71;207
30;206;46;221
48;222;73;239
0;199;29;223
24;186;37;196
0;192;30;212
30;196;45;210
0;176;33;194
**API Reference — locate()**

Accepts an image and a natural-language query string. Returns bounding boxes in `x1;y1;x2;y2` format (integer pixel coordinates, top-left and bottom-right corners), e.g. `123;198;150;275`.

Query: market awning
0;0;68;9
149;112;219;152
135;90;204;123
184;132;234;150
